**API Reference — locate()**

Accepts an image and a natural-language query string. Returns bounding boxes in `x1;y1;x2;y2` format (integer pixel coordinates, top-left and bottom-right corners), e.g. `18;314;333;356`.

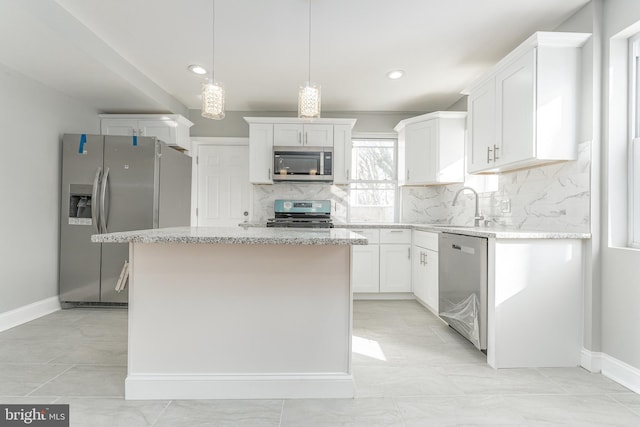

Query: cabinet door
412;246;428;302
404;121;437;183
496;49;535;167
304;124;334;146
274;124;303;146
332;125;352;184
138;120;176;145
424;249;439;313
467;79;496;173
379;244;412;292
249;124;274;184
101;119;138;136
352;245;380;293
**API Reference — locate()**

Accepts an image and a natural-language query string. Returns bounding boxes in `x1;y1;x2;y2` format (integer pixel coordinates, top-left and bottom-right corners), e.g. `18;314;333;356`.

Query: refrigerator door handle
100;167;110;233
91;167;102;234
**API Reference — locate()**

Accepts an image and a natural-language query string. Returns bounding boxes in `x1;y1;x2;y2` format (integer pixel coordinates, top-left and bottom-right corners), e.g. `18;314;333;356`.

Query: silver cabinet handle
407;169;410;180
389;230;404;233
408;247;411;259
487;146;493;163
346;169;350;180
493;144;500;161
298;132;302;145
424;251;428;265
100;167;110;233
268;168;271;179
91;167;102;234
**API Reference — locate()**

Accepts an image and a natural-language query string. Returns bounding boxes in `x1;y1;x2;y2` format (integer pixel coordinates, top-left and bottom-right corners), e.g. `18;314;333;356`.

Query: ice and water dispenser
68;184;93;225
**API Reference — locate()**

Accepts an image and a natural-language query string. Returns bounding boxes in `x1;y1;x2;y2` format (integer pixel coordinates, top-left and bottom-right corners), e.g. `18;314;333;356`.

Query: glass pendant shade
298;82;321;118
201;80;225;120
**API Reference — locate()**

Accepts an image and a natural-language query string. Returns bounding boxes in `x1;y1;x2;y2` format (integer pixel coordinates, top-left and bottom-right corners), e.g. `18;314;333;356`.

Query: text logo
0;405;69;427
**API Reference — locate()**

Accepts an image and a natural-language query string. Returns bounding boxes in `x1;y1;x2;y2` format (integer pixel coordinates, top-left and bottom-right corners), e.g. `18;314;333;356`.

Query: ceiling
0;0;591;115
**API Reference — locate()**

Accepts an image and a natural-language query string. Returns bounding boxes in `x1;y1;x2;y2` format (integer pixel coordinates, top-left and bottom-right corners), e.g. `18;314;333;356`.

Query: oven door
273;146;333;182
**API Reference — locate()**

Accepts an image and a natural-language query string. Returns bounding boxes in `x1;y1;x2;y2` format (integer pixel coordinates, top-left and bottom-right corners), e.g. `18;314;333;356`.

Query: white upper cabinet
395;111;466;186
100;114;193;152
248;123;274;184
464;32;591;174
244;117;356;184
273;123;334;147
333;124;353;184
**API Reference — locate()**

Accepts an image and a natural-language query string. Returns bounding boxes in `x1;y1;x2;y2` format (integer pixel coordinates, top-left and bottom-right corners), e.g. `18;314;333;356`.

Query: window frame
347;133;399;223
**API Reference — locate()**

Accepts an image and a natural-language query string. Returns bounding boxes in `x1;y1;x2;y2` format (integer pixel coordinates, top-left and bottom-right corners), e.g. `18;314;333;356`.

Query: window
348;138;398;223
629;34;640;247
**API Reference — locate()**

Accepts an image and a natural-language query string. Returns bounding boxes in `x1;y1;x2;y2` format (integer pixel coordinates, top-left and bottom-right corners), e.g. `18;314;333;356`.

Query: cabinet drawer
379;229;412;244
349;228;379;244
413;231;438;251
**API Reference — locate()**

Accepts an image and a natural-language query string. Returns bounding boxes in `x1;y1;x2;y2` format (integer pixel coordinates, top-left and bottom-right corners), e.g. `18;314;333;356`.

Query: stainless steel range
266;200;333;228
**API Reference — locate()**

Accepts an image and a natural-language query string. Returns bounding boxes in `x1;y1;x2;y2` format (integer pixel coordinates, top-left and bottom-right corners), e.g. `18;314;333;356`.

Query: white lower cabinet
379;244;412;292
351;228;412;295
352;245;380;293
412;231;439;313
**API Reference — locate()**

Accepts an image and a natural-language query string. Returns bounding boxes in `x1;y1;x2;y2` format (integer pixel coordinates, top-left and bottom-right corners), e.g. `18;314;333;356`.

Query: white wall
0;62;99;313
601;0;640;374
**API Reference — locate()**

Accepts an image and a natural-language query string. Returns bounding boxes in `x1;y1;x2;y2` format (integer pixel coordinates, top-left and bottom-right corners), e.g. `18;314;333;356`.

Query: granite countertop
91;226;368;245
333;223;591;239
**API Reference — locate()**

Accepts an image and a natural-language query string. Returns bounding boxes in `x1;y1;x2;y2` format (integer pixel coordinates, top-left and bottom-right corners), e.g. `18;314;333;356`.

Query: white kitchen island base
93;227;367;400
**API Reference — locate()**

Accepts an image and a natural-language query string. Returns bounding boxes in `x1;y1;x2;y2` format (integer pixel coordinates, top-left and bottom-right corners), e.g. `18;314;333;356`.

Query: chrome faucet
452;186;484;227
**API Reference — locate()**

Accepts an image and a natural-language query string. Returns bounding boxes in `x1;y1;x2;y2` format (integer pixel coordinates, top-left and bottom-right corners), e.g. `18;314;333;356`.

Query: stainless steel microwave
273;146;333;182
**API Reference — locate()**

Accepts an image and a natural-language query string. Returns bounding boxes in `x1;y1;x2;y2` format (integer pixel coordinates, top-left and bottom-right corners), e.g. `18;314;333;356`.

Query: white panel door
196;145;251;226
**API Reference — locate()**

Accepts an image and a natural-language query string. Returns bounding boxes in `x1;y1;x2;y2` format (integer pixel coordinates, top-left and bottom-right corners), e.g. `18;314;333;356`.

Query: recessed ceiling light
188;64;208;75
386;70;405;80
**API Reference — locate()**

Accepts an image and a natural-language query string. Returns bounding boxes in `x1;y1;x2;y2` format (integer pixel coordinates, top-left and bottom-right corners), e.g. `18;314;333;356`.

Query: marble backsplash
251;142;590;232
401;141;591;232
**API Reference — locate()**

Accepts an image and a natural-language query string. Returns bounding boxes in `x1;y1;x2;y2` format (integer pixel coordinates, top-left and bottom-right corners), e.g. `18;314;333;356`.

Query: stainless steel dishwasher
438;232;488;351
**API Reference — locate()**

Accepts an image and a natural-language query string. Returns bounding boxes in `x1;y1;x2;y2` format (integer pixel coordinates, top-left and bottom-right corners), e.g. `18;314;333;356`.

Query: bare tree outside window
349;139;397;222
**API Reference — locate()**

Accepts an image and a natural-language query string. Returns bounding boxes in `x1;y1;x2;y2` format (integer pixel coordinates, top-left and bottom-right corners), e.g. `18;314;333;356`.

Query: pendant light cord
212;0;216;82
308;0;311;83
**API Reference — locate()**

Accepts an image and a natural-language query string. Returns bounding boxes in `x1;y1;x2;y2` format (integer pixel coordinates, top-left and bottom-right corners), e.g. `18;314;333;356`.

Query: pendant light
298;0;321;118
202;0;225;120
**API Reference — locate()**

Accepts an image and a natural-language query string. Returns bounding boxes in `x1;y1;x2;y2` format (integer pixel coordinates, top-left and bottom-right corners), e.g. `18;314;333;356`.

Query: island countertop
91;226;368;245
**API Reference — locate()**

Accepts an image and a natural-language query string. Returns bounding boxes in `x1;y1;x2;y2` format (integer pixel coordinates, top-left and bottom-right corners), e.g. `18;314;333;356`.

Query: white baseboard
581;348;603;373
353;292;415;300
582;348;640;394
125;373;354;400
0;296;61;333
602;353;640;395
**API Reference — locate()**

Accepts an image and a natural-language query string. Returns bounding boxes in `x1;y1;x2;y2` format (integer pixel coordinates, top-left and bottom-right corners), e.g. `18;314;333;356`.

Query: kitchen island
92;226;367;400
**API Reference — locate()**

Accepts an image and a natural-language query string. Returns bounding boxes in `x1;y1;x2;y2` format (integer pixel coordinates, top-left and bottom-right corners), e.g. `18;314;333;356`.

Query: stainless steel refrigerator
59;134;192;306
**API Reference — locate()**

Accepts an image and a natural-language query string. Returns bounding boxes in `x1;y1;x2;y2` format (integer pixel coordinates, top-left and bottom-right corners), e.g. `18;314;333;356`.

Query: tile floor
1;300;639;426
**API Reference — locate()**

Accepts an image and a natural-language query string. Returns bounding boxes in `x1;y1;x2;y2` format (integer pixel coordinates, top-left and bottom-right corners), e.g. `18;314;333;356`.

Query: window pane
351;139;395;181
349;183;395;223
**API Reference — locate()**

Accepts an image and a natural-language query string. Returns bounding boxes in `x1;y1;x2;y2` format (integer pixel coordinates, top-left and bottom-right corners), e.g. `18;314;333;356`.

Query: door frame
190;137;252;226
